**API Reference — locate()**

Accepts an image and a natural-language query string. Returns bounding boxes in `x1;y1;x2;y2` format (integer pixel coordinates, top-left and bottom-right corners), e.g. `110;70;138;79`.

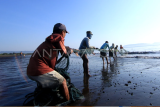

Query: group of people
100;42;124;65
26;23;125;102
78;31;125;77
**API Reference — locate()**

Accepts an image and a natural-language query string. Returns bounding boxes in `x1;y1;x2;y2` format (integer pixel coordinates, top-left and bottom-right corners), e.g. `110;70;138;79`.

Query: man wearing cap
79;31;95;77
27;23;72;101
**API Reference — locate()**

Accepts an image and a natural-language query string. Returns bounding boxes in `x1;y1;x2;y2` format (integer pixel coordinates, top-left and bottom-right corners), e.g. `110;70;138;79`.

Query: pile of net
23;55;84;106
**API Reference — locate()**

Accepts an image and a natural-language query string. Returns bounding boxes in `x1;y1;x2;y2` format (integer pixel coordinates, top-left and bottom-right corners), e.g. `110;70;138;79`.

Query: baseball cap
86;31;93;35
53;23;69;33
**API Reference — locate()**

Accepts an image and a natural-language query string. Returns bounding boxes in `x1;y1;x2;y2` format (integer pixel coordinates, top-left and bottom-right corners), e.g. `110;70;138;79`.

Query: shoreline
0;54;32;58
127;51;159;54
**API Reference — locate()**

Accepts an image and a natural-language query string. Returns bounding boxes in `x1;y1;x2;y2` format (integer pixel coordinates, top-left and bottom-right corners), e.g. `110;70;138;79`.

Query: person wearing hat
100;41;110;65
79;31;96;77
27;23;72;101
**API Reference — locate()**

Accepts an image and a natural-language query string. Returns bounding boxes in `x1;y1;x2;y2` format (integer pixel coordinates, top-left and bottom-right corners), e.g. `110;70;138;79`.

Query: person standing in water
120;45;123;49
119;44;128;55
20;52;23;56
114;45;118;58
100;41;110;65
79;31;95;77
109;43;115;63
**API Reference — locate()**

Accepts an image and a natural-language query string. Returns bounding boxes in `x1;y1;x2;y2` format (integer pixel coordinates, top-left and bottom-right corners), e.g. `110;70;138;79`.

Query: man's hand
63;53;69;58
72;49;80;56
70;49;79;56
65;46;72;56
70;49;73;54
75;52;79;56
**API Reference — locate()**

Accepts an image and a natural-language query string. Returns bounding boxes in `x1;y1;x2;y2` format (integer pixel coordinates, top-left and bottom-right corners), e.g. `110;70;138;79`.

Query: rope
73;48;129;56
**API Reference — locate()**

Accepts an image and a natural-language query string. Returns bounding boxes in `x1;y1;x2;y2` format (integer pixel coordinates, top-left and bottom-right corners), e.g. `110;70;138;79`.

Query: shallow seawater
0;54;160;106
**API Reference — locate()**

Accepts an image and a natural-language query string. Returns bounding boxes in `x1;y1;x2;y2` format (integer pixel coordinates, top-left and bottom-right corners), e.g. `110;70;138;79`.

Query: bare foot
84;73;91;77
110;63;113;66
84;72;92;77
87;74;92;77
107;62;110;64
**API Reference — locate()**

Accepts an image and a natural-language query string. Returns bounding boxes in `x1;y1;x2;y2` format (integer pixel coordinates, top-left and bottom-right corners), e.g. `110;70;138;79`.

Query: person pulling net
119;45;128;56
23;23;84;106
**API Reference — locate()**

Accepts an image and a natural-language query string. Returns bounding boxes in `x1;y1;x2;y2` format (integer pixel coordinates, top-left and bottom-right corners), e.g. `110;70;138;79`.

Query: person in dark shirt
79;31;95;77
109;43;115;62
114;45;118;57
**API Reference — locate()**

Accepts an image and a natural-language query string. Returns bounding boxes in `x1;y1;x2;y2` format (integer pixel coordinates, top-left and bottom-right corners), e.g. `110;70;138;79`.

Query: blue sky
0;0;160;51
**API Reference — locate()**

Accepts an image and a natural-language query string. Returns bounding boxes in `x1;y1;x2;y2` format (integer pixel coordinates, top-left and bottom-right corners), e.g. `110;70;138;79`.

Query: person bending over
27;23;72;101
100;41;110;65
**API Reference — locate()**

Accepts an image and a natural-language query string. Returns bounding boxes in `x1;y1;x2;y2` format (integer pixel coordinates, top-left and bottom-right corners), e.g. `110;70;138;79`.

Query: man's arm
65;46;73;56
59;41;67;55
85;38;90;48
107;44;110;50
85;38;95;49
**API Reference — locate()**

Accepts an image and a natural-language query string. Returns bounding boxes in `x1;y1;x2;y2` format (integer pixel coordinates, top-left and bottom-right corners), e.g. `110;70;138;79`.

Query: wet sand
1;55;160;106
67;56;160;106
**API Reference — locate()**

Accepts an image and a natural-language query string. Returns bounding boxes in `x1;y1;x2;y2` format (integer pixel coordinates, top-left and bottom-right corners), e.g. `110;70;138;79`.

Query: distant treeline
127;51;159;54
0;53;32;55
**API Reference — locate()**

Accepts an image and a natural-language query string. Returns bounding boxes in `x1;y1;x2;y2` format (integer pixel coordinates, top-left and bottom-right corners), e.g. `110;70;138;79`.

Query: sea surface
124;42;160;52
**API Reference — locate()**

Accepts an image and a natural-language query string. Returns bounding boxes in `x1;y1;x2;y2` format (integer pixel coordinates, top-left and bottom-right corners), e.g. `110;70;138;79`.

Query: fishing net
119;49;128;56
74;48;128;56
54;56;84;106
23;55;84;106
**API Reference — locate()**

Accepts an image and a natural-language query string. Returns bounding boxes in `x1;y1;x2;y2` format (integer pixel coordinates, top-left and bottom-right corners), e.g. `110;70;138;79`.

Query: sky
0;0;160;51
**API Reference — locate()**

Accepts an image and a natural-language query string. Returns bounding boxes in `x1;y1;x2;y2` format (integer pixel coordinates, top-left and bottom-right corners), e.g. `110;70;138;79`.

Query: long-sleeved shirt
27;33;67;76
79;37;93;49
79;37;94;55
109;45;114;50
100;43;109;49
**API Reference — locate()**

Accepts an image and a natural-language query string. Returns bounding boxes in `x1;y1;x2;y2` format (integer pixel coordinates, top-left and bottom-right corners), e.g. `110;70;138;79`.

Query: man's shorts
109;51;113;57
28;70;64;89
100;52;107;57
114;51;117;56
